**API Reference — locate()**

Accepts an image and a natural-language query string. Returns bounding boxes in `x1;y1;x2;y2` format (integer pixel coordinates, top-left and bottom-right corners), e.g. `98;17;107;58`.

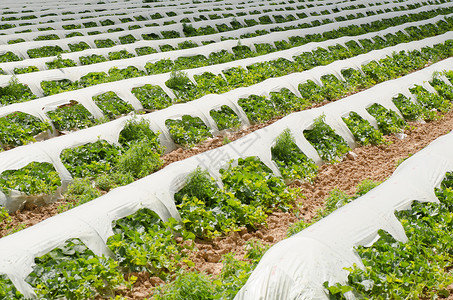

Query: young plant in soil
342;112;386;145
304;115;351;163
271;129;318;181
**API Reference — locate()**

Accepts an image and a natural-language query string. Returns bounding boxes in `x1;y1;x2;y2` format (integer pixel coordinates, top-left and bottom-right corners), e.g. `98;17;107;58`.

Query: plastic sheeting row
0;29;449;136
0;0;335;34
0;56;452;298
0;32;450;188
0;2;443;81
234;106;453;300
0;3;300;38
0;0;339;20
0;0;438;60
0;0;297;21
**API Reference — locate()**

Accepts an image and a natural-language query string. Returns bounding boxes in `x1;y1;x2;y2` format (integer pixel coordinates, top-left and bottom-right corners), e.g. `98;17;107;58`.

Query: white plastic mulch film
1;0;453;298
0;34;451;212
0;56;452;298
234;132;453;300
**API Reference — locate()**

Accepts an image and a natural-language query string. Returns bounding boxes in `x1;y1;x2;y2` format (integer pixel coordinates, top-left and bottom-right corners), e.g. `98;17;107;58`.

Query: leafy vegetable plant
366;103;407;135
46;100;96;131
304;115;351;163
165;115;212;147
271;129;318;181
0;162;61;195
342;112;386;145
0;112;50;149
92;92;134;120
210;105;241;131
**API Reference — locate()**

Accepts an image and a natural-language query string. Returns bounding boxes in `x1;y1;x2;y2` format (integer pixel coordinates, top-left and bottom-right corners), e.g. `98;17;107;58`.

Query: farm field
0;0;453;299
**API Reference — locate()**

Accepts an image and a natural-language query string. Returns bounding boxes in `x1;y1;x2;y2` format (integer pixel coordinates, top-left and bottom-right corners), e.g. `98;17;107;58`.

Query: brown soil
1;109;453;297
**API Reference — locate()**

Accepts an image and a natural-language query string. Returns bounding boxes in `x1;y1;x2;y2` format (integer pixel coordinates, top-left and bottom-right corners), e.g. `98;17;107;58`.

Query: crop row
0;29;451;155
322;171;453;298
0;46;451;212
0;0;356;34
238;126;453;300
0;0;447;60
0;0;306;25
0;5;450;77
0;0;392;26
1;63;452;298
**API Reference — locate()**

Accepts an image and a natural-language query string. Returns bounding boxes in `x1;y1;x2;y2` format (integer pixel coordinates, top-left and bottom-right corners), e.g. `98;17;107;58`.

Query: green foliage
93;92;135;120
366;103;407;135
342;112;386;145
410;85;451;113
135;46;157;56
178;40;198;49
210;105;241;131
431;75;453;101
332;172;453;299
59;178;101;212
319;74;349;101
131;84;172;110
8;38;26;45
155;240;268;299
270;88;310;114
222;66;256;88
116;139;163;179
145;59;174;75
288;188;350;236
161;30;180;39
174;55;208;70
0;112;50;149
0;162;61;195
166;115;212;147
271;129;318;181
94;38;116;48
46;101;96;131
392;93;435;121
118;118;160;148
355;179;381;196
65;32;83;38
298;80;325;103
108;66;146;81
304;115;351;163
288;179;381;236
194;72;230;95
0;52;22;63
154;271;216;300
0;274;23;299
41;79;78;96
25;239;126;299
0;77;36;105
361;61;392;84
108;50;135;60
214;253;254;299
79;54;107;65
165;71;200;101
341;68;374;91
238;95;278;123
95;172;134;192
175;168;266;239
118;34;137;45
107;209;186;276
45;54;77;69
27;46;63;58
60;140;121;178
221;157;296;211
13;66;39;74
